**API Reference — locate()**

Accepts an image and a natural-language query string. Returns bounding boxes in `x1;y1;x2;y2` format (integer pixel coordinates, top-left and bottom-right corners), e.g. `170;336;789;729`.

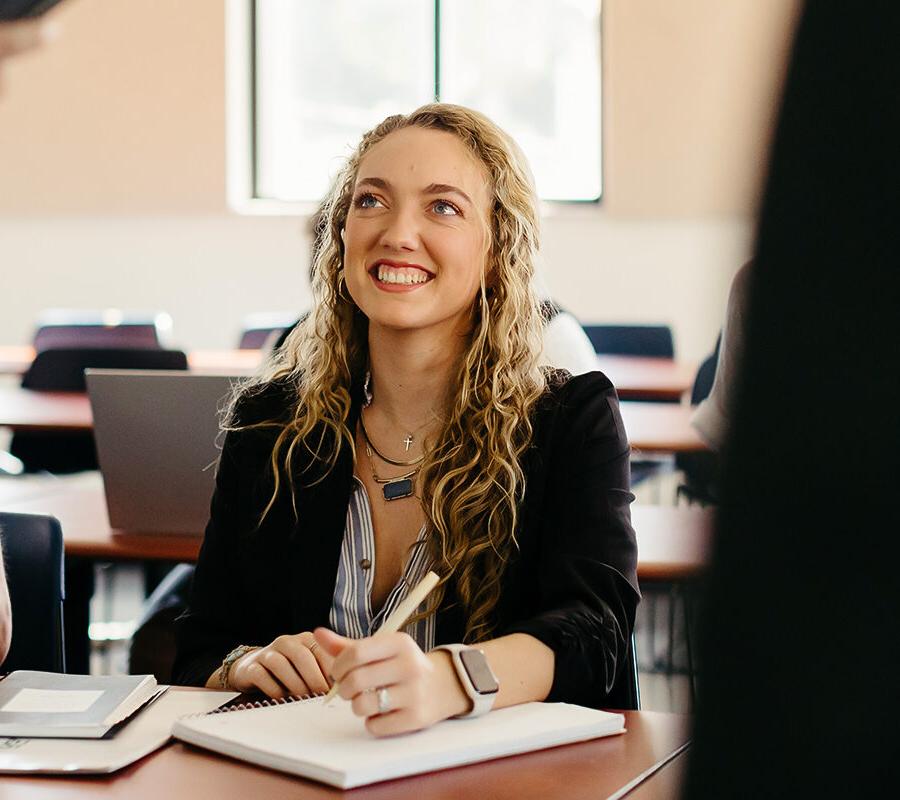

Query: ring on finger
307;640;320;656
376;686;391;715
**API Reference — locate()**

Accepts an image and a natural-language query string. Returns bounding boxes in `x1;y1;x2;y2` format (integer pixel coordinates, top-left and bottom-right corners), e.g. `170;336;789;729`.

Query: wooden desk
0;345;694;401
0;387;707;453
624;746;689;799
0;474;712;579
632;505;713;582
622;401;706;454
596;354;694;402
0;709;689;800
0;388;91;431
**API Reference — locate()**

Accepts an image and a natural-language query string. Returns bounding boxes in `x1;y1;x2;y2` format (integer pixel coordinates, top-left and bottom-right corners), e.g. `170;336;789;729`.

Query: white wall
0;0;795;363
1;214;749;359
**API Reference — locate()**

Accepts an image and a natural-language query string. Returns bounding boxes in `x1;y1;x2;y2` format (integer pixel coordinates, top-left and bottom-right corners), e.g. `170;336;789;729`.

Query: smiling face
342;126;493;338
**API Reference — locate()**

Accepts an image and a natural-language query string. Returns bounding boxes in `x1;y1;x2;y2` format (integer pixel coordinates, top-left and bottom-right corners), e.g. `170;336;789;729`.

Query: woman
173;104;638;736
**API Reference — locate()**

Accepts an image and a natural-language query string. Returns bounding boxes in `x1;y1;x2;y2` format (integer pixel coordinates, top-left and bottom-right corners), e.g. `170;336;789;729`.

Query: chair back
238;312;298;349
32;310;171;352
11;348;189;473
691;333;722;406
582;324;675;358
0;512;66;672
21;348;189;393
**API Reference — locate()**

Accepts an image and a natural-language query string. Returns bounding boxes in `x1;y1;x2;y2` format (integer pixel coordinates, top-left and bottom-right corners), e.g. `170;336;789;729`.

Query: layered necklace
359;412;425;501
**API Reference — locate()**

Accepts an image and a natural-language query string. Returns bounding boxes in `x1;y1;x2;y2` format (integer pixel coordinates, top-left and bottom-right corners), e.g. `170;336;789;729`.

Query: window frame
225;0;604;216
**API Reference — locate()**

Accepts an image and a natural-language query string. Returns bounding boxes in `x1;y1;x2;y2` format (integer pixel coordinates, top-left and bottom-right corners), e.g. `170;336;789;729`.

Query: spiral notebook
172;695;625;789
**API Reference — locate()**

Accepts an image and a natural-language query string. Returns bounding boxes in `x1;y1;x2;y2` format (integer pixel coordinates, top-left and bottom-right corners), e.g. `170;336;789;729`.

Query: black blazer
173;370;639;708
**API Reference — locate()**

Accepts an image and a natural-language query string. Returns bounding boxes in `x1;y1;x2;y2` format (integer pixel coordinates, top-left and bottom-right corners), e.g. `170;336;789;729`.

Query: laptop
86;370;242;535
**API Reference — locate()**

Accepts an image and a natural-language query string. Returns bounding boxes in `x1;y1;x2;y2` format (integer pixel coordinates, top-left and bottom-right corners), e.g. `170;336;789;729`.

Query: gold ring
308;640;320;655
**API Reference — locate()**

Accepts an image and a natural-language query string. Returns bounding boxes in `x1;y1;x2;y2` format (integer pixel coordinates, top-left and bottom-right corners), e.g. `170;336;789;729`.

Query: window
227;0;602;212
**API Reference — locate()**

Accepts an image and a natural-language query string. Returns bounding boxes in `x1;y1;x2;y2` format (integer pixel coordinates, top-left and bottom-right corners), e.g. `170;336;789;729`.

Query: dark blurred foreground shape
684;1;900;797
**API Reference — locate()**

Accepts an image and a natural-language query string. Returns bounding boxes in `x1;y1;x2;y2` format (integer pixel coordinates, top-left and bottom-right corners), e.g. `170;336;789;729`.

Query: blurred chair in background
10;347;189;474
582;324;675;359
237;311;298;349
582;324;677;488
0;512;66;673
32;309;173;352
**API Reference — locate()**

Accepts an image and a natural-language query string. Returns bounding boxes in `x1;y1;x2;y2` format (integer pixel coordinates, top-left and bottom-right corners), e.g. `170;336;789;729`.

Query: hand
314;628;470;736
228;631;334;698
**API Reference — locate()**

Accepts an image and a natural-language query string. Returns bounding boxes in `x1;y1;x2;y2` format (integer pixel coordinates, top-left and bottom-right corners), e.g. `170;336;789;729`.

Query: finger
276;639;330;695
295;632;336;687
309;643;336;686
350;682;409;719
243;660;290;699
327;633;406;683
365;707;430;738
256;649;311;697
339;657;409;702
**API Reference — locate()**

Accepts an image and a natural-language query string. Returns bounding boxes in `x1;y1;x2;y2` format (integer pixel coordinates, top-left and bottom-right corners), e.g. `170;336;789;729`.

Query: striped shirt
328;477;436;650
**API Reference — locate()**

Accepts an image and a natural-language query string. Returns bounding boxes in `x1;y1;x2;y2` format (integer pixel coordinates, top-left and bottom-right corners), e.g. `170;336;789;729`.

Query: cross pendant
403;434;414;451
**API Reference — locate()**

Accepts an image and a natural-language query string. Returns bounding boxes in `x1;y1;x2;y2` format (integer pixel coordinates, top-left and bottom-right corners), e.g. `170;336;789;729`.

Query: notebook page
175;698;625;788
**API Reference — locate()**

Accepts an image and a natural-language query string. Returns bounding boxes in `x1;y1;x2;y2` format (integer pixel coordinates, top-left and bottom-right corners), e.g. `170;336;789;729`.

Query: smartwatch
434;644;499;718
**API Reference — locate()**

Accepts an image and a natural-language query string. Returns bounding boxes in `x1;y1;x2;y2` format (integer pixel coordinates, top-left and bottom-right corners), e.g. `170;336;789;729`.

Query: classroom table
0;473;713;579
0;707;690;800
0;345;694;401
0;387;708;453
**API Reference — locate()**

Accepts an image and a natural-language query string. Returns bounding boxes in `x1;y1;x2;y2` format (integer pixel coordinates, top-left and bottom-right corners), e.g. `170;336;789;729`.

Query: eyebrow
356;177;473;206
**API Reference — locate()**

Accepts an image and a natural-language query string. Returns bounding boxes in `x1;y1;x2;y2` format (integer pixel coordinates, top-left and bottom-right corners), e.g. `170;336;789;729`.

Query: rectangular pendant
383;478;414;501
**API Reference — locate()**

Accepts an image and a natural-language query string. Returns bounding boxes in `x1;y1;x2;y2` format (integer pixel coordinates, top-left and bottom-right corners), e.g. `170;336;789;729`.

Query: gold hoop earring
337;269;352;303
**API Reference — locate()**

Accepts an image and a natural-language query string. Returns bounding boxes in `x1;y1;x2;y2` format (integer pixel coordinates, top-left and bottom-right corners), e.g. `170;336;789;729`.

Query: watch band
434;644;499;718
219;644;258;690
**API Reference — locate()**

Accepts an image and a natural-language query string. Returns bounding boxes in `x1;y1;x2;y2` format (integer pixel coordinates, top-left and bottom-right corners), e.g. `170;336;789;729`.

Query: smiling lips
369;260;434;287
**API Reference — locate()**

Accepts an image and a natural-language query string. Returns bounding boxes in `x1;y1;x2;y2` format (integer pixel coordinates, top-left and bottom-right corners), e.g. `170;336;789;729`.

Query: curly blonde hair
239;103;547;641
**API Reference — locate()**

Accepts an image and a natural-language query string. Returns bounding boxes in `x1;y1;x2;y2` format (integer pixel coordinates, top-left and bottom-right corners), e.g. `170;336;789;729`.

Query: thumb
313;627;351;658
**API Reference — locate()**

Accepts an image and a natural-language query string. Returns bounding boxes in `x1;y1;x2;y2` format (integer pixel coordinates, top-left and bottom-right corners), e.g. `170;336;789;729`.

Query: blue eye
356;193;382;209
432;200;460;216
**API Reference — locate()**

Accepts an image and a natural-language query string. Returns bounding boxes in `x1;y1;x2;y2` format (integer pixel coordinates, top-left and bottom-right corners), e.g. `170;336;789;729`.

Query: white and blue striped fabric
328;478;435;650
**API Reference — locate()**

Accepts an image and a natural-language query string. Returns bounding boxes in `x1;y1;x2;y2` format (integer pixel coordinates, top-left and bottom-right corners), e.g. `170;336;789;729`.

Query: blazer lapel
288;395;363;632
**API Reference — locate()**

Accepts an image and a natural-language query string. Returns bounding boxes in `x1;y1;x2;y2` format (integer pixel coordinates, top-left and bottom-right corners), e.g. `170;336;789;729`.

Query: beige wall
0;0;800;359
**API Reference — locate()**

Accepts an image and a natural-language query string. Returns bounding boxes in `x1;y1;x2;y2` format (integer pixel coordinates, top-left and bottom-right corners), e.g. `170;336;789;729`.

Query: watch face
459;648;499;695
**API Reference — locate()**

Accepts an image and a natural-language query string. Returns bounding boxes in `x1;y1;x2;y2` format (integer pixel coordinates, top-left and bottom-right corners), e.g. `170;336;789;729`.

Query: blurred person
690;261;752;451
684;0;900;796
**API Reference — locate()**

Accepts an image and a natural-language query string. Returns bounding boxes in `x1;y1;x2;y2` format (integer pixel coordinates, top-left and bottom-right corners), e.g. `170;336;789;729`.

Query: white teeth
375;265;430;285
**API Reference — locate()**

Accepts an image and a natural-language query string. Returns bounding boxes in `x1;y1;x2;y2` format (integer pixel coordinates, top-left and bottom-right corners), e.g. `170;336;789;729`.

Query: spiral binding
207;691;327;715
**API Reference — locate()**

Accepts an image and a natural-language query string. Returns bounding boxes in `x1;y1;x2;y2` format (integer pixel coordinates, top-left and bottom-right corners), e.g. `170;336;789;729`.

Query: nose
378;205;419;252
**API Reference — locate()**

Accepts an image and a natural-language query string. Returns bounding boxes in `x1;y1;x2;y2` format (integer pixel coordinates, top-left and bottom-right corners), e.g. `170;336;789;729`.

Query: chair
582;325;676;486
582;324;675;359
0;512;66;672
9;347;189;474
238;312;299;349
32;309;172;352
129;563;195;683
